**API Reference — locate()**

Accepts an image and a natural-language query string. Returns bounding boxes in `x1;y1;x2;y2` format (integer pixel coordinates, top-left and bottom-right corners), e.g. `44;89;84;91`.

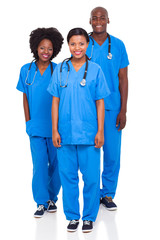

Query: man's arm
117;66;128;131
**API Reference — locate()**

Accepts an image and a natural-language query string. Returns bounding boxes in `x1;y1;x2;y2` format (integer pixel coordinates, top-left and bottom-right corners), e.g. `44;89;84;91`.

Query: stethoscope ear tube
60;56;89;88
25;60;37;86
60;58;71;88
25;60;53;86
60;58;70;73
107;33;112;59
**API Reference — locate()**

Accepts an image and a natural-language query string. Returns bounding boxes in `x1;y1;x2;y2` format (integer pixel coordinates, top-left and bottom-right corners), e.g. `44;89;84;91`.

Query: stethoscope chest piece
80;79;86;86
107;52;112;60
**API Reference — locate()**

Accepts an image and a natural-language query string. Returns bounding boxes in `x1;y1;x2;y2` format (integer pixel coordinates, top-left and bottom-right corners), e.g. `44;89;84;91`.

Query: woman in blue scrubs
16;28;63;218
47;28;110;232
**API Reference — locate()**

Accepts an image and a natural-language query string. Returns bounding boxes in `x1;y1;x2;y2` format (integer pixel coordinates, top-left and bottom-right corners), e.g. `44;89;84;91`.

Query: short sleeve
120;41;129;69
47;65;60;98
16;66;26;93
95;67;111;100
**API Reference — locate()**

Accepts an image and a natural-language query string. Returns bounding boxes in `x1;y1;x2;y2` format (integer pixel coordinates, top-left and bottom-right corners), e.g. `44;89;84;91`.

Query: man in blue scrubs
86;7;129;210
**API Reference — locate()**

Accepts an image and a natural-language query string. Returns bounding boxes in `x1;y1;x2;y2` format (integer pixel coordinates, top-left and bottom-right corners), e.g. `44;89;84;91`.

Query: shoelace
70;220;79;225
83;220;91;225
37;205;44;211
48;200;55;207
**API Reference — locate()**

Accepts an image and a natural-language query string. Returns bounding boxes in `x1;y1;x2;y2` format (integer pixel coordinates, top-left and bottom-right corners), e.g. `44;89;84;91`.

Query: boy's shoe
67;220;79;232
47;200;57;213
101;196;117;211
82;220;93;233
34;205;46;218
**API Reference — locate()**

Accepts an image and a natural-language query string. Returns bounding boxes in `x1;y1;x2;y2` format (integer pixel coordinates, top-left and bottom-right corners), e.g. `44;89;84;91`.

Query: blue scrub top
17;62;57;137
86;35;129;111
47;60;110;145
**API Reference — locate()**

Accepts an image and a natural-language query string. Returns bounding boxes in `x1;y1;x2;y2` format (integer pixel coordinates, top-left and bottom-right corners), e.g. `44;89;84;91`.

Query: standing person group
17;6;129;233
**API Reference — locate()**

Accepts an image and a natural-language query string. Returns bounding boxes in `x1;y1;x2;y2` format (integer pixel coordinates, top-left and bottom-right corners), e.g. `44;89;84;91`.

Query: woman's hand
52;130;61;148
95;130;104;148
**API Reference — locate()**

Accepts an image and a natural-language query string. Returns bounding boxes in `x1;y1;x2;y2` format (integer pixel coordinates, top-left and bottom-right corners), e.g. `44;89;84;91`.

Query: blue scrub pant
101;110;122;199
30;137;61;208
57;145;100;222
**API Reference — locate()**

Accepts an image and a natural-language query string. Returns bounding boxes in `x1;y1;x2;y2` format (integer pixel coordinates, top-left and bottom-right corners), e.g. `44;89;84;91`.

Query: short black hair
90;7;108;18
29;27;64;60
67;28;89;43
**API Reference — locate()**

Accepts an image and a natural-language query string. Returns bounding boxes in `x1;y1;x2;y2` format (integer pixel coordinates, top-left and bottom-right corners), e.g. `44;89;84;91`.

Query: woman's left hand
94;131;104;148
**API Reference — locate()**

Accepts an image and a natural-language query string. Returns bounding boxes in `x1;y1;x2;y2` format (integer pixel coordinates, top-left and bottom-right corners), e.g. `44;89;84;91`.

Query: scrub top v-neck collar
69;60;86;74
35;62;51;78
91;36;109;49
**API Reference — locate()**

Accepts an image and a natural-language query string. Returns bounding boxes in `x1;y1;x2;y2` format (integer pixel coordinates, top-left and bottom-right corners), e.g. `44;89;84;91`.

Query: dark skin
52;35;105;149
23;39;53;122
23;93;30;122
90;7;128;131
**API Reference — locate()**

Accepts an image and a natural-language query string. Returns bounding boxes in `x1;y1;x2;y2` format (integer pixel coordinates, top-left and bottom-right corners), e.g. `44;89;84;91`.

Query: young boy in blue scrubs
87;7;129;210
16;28;64;218
47;28;110;233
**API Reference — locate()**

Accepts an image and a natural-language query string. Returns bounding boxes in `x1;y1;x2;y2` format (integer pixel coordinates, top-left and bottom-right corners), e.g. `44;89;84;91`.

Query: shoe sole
67;229;78;232
82;229;93;233
102;203;117;211
47;209;57;213
67;226;79;232
34;215;43;218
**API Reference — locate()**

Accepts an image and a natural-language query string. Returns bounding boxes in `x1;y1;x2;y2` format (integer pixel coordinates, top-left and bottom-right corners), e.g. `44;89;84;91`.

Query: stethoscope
60;56;89;88
88;32;112;60
25;60;53;86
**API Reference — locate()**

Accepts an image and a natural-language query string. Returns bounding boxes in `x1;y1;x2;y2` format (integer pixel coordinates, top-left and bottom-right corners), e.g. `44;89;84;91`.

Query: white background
1;0;160;239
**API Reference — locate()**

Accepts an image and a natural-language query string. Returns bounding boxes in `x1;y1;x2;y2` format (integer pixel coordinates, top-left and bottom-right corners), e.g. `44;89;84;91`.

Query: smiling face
68;35;89;60
37;39;53;63
90;8;109;34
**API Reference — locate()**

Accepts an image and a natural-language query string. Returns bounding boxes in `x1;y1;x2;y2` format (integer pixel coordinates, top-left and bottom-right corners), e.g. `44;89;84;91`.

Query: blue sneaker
34;205;46;218
101;196;117;211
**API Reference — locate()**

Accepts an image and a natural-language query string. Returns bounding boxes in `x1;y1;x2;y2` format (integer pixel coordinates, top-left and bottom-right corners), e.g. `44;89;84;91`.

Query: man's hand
116;111;126;131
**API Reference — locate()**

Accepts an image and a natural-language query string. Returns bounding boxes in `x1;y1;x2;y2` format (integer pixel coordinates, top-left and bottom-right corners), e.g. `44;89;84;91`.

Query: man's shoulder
110;34;126;48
